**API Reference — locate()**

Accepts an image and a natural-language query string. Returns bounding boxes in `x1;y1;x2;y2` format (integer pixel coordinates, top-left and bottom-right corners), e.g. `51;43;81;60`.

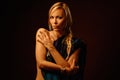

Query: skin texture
49;9;66;31
35;8;80;80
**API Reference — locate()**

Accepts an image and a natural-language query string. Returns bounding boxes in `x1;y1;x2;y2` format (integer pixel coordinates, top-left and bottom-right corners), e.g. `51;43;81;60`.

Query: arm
37;28;70;67
37;28;81;74
35;28;63;71
67;48;80;66
48;46;80;74
46;45;70;67
47;46;80;67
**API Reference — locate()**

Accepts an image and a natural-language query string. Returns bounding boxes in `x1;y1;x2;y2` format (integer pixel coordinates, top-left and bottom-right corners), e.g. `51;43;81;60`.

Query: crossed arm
35;28;80;73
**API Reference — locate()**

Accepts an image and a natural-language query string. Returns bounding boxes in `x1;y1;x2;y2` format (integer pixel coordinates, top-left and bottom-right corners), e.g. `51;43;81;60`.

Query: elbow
62;63;70;68
37;61;45;69
66;63;70;67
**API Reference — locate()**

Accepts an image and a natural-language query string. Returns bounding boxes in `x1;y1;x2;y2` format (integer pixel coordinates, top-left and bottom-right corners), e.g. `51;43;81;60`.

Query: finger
74;66;79;69
72;66;79;74
38;31;44;41
38;34;41;39
39;31;45;38
40;31;50;40
37;34;43;42
71;59;75;68
43;31;50;39
38;32;43;39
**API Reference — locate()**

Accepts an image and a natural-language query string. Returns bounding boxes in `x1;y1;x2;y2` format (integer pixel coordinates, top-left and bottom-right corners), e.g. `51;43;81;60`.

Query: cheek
49;19;53;24
49;20;54;27
59;20;66;27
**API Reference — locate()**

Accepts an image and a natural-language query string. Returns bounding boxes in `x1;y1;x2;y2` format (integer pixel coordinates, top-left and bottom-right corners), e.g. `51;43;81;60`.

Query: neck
53;30;64;38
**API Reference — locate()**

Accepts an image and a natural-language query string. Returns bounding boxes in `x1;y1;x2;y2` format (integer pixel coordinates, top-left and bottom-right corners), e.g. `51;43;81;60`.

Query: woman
35;2;86;80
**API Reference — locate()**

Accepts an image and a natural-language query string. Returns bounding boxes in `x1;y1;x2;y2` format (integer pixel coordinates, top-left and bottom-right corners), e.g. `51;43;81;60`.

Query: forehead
50;8;65;16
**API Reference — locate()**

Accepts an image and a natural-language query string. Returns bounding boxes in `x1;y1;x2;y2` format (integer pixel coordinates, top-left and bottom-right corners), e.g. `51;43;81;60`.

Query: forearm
68;48;80;63
37;29;70;67
47;45;70;67
38;60;62;71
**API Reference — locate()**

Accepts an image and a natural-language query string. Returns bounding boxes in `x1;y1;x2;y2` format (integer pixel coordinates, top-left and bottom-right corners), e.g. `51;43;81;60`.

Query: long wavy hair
48;2;73;56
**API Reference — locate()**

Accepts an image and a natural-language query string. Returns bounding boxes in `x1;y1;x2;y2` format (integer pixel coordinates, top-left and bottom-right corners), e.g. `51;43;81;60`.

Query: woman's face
49;8;66;31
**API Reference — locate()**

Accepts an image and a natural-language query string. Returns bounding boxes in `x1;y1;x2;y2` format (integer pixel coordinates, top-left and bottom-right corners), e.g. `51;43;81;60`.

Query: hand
65;59;79;75
37;29;54;49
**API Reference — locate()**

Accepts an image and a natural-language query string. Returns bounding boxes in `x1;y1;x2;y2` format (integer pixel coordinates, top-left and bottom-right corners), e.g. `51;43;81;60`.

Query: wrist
46;44;55;51
60;66;66;73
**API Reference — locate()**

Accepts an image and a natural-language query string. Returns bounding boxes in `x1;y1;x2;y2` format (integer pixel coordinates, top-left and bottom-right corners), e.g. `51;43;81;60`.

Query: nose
54;18;57;24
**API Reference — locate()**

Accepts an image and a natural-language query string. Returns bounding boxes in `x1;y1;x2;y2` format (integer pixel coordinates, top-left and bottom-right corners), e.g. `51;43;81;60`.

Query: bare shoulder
36;28;49;36
37;28;48;33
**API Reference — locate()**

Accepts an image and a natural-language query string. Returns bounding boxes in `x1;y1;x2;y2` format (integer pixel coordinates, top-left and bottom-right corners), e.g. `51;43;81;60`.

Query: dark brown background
6;0;119;80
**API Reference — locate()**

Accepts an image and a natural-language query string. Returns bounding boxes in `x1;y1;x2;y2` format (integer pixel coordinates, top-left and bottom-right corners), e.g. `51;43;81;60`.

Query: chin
53;28;62;31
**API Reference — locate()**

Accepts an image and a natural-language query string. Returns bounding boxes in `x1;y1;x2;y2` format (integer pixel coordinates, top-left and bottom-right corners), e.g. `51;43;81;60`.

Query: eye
56;16;63;19
49;16;54;19
58;16;62;19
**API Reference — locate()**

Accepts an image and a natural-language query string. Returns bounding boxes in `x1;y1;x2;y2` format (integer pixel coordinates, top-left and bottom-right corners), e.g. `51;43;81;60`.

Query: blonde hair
48;2;73;56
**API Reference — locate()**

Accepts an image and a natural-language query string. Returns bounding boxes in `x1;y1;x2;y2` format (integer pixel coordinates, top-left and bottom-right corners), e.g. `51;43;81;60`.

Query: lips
52;26;62;30
52;25;59;29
